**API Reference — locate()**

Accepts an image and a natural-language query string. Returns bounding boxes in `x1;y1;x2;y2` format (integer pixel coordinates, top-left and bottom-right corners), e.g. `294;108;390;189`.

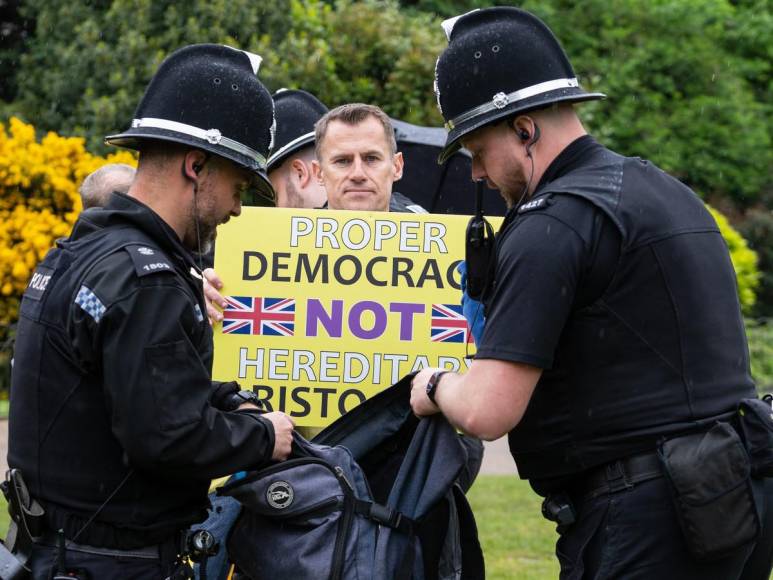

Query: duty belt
577;451;663;501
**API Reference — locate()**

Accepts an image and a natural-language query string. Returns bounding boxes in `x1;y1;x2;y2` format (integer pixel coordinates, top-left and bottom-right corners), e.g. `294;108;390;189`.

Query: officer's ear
291;158;312;187
510;116;540;156
182;150;209;182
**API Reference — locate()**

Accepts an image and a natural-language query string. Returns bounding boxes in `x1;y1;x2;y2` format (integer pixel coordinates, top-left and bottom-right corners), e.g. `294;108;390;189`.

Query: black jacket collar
70;192;198;271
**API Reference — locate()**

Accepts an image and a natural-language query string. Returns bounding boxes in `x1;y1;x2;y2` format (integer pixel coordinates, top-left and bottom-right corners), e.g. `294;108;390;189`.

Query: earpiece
517;128;530;141
192;163;203;175
524;124;541;158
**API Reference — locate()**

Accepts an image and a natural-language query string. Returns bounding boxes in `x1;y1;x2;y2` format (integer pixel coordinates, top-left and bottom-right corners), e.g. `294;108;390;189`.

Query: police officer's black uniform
478;136;773;578
434;7;773;579
12;193;276;573
8;44;279;578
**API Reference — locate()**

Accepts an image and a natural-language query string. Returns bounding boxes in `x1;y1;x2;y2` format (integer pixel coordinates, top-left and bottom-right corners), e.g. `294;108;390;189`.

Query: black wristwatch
426;370;449;405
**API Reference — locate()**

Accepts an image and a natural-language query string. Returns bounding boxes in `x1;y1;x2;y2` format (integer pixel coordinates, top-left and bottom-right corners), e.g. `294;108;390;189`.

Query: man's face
461;122;528;208
313;117;403;212
184;156;245;252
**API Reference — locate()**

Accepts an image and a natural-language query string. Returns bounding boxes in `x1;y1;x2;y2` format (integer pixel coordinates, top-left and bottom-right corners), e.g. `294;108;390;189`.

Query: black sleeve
77;270;275;480
476;199;619;369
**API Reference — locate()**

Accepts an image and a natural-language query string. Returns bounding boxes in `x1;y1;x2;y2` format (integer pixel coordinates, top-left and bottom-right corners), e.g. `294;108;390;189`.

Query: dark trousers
556;475;773;580
28;539;180;580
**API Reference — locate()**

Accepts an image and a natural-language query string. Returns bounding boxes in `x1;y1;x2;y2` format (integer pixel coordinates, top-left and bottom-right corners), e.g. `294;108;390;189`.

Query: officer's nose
471;157;487;182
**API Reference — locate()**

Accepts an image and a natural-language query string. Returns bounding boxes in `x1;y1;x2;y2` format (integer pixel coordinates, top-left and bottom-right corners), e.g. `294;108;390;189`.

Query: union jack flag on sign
430;303;473;343
222;296;295;336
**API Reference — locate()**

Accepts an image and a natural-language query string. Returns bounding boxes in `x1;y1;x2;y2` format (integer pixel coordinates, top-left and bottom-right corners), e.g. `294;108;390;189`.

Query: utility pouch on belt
658;422;759;561
737;395;773;478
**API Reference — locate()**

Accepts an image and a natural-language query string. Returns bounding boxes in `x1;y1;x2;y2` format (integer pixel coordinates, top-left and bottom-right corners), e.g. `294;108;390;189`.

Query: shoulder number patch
518;195;552;214
125;244;173;277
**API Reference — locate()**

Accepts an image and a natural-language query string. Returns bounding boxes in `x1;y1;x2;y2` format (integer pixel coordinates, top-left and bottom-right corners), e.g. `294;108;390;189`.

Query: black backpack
220;374;485;579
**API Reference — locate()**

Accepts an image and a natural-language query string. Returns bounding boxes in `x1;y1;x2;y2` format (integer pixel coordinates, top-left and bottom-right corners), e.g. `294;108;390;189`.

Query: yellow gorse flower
0;117;136;327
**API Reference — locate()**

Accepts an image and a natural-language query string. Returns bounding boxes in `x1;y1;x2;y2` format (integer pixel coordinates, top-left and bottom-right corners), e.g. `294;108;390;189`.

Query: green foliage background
5;0;769;208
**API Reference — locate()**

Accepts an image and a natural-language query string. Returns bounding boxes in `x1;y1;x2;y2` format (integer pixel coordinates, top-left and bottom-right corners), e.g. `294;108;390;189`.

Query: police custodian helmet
267;89;329;172
434;7;606;163
106;43;275;200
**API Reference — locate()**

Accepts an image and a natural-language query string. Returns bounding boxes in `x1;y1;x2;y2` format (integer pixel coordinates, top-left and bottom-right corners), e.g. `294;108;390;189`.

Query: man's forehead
460;123;496;150
321;118;391;156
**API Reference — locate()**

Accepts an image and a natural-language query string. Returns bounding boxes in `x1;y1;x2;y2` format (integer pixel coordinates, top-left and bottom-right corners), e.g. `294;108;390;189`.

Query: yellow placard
212;207;499;427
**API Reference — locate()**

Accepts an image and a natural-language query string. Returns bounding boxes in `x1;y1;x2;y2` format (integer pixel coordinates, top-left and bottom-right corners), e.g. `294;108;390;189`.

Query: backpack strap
354;499;413;535
452;484;485;580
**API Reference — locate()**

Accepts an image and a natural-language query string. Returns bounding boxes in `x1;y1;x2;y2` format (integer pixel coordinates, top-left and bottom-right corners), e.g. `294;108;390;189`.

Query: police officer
8;44;295;579
410;8;773;579
266;88;330;209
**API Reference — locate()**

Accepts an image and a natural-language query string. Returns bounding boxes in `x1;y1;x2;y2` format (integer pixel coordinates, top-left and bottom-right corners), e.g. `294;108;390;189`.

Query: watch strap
426;370;449;405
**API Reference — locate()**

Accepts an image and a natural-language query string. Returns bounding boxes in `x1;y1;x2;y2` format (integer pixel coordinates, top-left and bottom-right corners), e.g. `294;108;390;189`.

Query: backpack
219;374;485;580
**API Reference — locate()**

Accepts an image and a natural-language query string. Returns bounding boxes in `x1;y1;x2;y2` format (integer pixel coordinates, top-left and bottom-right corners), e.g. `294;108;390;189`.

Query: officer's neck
525;113;587;197
127;168;191;243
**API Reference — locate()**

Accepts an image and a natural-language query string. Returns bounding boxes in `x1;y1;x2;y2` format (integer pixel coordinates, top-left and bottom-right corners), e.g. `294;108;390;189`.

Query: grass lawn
468;475;560;579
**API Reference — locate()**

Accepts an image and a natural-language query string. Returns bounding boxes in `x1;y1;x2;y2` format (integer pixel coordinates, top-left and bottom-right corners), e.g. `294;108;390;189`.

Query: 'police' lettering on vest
25;266;54;301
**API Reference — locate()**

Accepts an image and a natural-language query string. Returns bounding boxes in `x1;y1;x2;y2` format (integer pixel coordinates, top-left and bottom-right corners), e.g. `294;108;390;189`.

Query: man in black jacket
410;7;773;579
8;44;294;579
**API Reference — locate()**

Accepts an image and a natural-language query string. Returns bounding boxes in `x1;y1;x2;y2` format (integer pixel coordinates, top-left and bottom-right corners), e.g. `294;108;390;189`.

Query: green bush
253;0;446;125
10;0;291;154
519;0;772;209
747;319;773;392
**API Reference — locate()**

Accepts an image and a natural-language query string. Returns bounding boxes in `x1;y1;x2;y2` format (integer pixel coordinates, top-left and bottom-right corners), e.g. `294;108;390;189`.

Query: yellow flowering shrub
0;117;136;328
707;205;760;315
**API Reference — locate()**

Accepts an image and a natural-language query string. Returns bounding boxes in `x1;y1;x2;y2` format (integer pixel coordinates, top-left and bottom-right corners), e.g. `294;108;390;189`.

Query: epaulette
123;244;174;277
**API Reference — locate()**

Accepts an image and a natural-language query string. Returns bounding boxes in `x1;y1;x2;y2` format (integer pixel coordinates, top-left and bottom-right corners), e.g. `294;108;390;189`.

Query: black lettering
272;252;291;282
278;385;287;412
338;389;366;415
314;388;337;417
295;253;329;283
365;257;387;287
243;251;267;281
391;257;415;287
333;255;362;285
447;259;462;290
252;385;274;412
417;259;443;288
290;387;311;417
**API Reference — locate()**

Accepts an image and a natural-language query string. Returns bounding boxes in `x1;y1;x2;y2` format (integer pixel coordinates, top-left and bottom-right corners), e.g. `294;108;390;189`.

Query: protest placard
212;207;499;426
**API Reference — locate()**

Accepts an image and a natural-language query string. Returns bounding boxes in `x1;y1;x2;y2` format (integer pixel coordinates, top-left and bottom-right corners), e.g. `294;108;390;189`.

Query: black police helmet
434;7;606;163
105;43;276;201
267;89;329;172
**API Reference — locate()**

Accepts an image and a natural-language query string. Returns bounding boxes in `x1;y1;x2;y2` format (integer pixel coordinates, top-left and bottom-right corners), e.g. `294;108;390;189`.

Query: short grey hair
315;103;397;159
79;163;136;209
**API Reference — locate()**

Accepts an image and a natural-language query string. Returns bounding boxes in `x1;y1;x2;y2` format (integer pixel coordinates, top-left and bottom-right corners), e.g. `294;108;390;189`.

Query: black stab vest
10;223;211;548
505;147;755;481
